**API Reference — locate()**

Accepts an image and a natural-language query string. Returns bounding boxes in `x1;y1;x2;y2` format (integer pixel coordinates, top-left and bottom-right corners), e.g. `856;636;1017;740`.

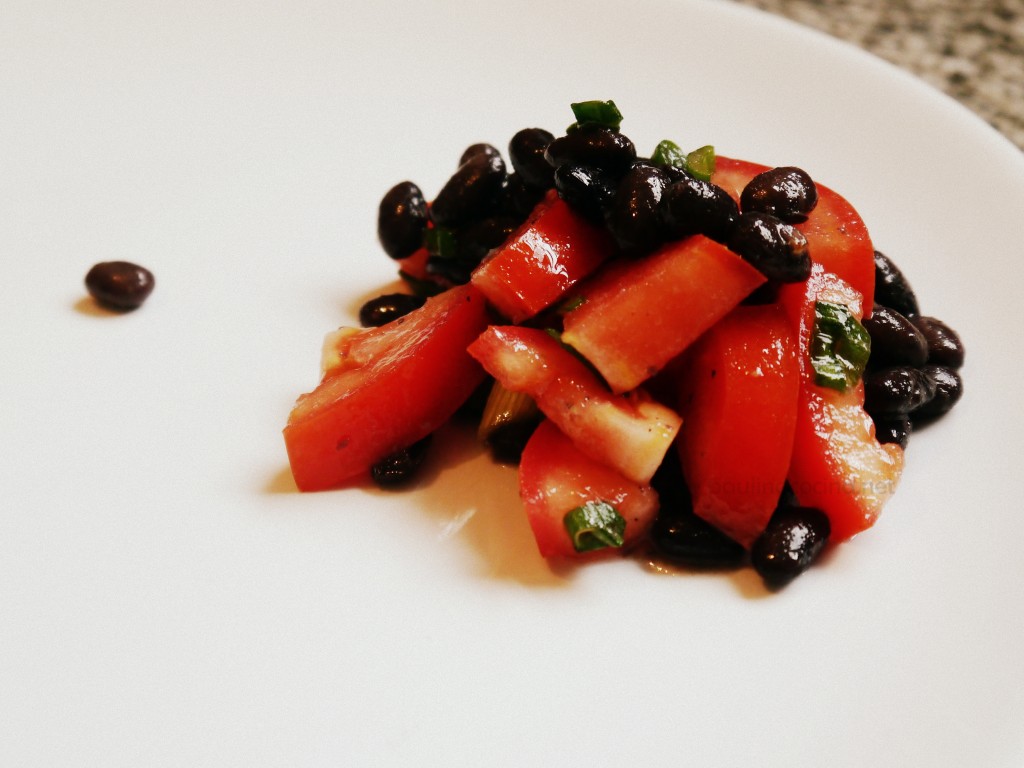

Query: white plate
2;0;1022;765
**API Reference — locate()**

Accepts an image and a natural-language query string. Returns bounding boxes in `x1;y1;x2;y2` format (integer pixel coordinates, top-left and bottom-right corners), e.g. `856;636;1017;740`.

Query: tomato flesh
519;420;659;558
675;304;800;548
467;325;681;485
284;285;489;491
560;235;766;394
471;195;615;323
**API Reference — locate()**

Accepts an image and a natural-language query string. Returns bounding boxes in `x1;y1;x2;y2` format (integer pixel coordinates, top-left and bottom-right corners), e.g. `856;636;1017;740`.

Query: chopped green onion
423;227;458;260
685;145;716;182
569;100;623;130
810;300;872;392
477;380;540;442
564;500;626;553
651;139;687;169
557;295;587;314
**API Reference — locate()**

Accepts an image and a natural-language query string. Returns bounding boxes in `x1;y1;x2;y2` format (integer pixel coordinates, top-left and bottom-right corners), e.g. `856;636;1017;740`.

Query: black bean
873;250;919;318
358;292;426;327
751;506;831;588
863;365;937;417
84;261;155;310
377;181;429;260
912;316;965;369
553;163;618;223
659;176;739;243
431;151;507;226
873;415;911;449
740;166;818;222
727;211;811;283
459;142;502;166
863;304;928;368
494;172;547;222
605;164;671;255
508;128;555;190
544;125;636;176
912;365;963;422
454;215;520;264
371;436;432;488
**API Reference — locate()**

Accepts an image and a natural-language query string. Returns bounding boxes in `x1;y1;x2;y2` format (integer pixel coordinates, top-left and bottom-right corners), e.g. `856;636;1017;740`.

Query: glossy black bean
455;215;519;264
659;175;739;243
371;436;432;488
727;211;811;282
495;172;546;222
650;511;747;568
605;164;671;255
425;255;473;285
873;415;911;449
377;181;429;260
508;128;555;190
358;292;426;327
740;166;818;222
84;261;155;310
912;316;965;369
553;163;618;223
873;250;919;318
751;506;831;588
459;142;502;166
912;365;963;421
863;304;928;367
544;125;636;176
431;152;507;226
863;365;937;417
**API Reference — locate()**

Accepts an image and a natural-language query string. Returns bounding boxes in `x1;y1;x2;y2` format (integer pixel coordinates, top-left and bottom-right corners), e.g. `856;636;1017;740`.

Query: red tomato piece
471;195;615;323
778;265;904;541
519;420;659;559
675;304;800;549
713;156;876;310
467;325;681;485
284;285;489;491
560;235;766;393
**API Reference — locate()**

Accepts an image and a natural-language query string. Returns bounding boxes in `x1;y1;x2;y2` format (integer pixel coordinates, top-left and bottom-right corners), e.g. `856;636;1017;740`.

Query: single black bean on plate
727;211;811;283
378;181;429;260
454;215;521;265
659;175;739;243
863;365;937;417
358;292;426;327
459;142;502;166
508;128;556;190
553;163;618;223
911;316;965;369
751;505;831;589
739;166;818;223
430;151;507;226
873;250;920;318
84;261;155;310
496;172;547;221
543;124;637;177
371;435;432;488
863;304;929;368
912;365;963;422
604;164;672;255
873;414;912;449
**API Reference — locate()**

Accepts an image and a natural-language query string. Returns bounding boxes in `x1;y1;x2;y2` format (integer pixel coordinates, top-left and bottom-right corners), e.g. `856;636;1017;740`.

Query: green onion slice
810;300;872;392
423;227;458;260
651;139;687;169
685;145;716;182
564;500;627;553
569;100;623;130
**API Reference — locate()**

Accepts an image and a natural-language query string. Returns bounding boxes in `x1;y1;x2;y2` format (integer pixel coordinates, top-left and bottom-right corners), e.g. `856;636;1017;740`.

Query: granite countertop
727;0;1024;150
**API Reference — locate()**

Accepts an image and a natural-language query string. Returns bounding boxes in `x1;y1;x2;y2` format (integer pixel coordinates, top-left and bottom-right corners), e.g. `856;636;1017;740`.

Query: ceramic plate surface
2;0;1023;765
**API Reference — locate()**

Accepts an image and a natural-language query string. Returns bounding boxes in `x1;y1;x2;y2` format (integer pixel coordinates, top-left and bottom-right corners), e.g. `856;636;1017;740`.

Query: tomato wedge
284;285;489;491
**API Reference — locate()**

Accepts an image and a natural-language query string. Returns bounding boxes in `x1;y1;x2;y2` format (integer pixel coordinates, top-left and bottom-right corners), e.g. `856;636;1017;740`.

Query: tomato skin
779;265;903;540
284;285;489;491
467;325;681;485
675;305;800;549
519;420;659;558
713;156;876;310
560;235;766;394
471;195;615;323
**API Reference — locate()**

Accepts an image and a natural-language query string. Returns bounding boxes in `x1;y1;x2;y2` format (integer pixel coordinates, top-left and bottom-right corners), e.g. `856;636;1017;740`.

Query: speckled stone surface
727;0;1024;149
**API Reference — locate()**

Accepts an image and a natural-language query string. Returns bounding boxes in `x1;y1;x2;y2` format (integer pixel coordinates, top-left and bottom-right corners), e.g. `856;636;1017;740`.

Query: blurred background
727;0;1024;149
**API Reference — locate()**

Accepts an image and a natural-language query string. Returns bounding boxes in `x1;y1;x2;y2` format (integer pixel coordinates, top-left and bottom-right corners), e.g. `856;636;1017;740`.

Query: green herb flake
558;295;587;314
810;300;872;392
564;500;627;553
651;139;687;169
569;100;623;130
685;145;716;182
423;227;458;260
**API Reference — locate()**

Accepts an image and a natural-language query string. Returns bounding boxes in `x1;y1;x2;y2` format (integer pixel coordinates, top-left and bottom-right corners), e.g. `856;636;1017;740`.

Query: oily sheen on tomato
284;285;489;491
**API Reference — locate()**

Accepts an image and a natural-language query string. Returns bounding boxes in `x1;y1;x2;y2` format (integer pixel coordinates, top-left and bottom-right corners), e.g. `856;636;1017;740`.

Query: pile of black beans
376;119;817;303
